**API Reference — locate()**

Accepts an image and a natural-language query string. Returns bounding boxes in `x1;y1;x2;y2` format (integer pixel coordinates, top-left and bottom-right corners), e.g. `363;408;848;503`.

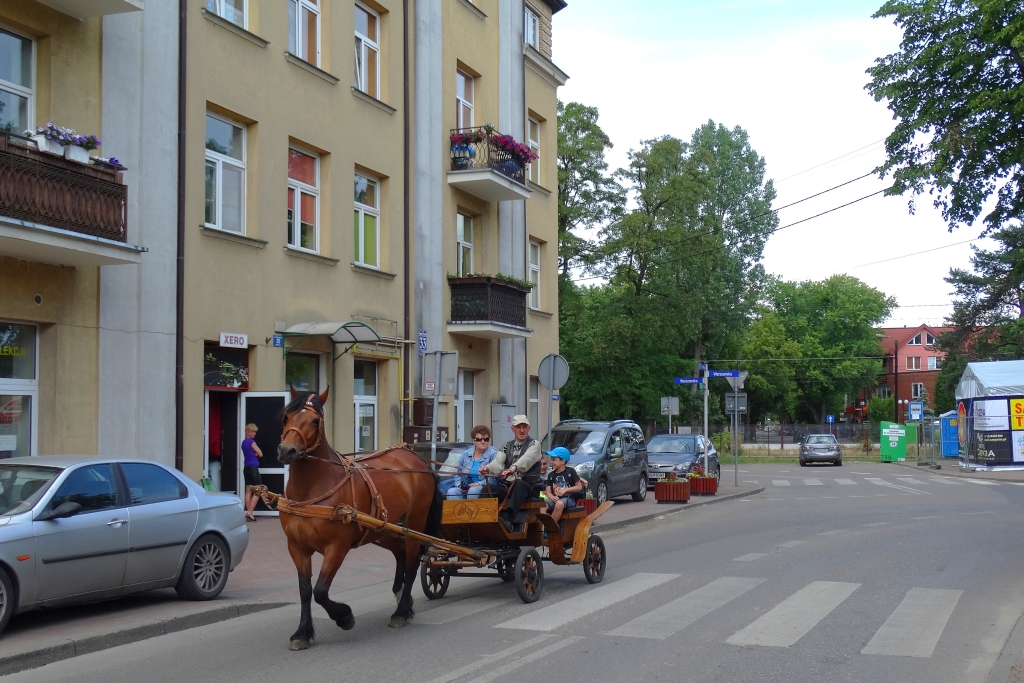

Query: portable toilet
939;410;959;458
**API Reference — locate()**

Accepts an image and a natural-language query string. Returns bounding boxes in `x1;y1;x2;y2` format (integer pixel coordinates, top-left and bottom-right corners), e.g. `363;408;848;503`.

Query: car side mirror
37;501;81;521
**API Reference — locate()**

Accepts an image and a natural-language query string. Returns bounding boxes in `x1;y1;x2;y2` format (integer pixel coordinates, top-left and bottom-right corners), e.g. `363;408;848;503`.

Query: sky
552;0;993;328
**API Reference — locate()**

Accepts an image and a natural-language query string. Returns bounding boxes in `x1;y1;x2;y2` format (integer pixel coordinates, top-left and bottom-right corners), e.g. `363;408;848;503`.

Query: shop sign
0;398;22;424
0;346;25;357
219;332;248;349
1012;398;1024;431
204;345;249;390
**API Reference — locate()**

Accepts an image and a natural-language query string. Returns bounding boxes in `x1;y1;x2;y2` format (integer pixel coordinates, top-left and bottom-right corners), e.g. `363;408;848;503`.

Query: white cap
511;414;530;426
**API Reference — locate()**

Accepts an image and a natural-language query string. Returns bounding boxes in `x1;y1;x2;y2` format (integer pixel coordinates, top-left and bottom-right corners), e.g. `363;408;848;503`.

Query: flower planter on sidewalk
654;479;690;503
690;477;718;495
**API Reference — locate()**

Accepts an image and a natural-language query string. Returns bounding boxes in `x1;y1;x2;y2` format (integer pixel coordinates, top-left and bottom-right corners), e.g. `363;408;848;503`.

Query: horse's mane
281;391;322;418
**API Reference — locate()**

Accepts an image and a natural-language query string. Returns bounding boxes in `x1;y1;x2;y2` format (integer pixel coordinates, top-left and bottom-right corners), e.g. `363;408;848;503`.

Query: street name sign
709;370;739;378
674;377;701;385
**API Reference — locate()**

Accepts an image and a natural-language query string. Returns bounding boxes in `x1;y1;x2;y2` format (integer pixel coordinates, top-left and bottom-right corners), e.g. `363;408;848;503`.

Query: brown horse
276;388;442;650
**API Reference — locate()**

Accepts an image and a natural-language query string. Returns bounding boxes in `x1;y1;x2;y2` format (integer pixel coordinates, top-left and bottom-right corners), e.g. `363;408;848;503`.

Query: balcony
34;0;143;20
447;276;532;340
447;128;532;202
0;133;142;267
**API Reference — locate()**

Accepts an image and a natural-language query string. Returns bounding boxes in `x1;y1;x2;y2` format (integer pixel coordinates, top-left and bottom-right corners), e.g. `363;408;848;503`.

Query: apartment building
873;324;953;410
0;0;146;460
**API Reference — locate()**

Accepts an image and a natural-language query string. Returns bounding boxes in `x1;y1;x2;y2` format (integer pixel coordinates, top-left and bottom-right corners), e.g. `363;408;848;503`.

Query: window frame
456;70;474;130
456;213;474;277
907;333;922;345
204;112;247;234
524;6;539;50
206;0;248;28
288;0;321;66
528;240;541;310
0;320;39;458
906;356;922;370
353;359;378;452
527;117;541;185
876;385;892;399
287;145;321;253
0;25;35;136
927;356;940;370
911;382;924;399
925;332;936;346
354;172;381;268
117;463;188;507
354;1;381;99
529;377;539;439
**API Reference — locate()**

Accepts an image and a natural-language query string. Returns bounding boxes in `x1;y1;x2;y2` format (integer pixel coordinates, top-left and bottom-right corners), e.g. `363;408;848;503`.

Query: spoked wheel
514;547;544;603
498;558;515;582
583;534;606;584
419;563;450;600
175;534;229;600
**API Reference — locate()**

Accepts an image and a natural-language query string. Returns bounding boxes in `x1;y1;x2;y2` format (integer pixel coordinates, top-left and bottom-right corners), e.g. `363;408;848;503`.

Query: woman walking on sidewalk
241;423;263;522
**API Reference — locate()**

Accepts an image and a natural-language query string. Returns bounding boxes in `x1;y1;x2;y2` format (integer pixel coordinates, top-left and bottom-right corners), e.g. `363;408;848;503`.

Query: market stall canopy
956;360;1024;400
283;322;381;344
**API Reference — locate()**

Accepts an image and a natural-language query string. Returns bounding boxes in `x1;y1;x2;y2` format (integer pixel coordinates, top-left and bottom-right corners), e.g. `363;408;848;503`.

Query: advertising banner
975;399;1010;431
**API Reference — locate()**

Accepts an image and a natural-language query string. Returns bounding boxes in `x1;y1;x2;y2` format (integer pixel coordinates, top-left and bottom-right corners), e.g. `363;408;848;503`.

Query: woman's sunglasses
473;437;490;442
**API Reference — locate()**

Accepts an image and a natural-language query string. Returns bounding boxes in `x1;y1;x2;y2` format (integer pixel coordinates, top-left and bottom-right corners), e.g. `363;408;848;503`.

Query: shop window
354;173;379;267
0;28;32;135
288;147;319;252
285;353;320;393
354;3;380;99
203;343;250;390
354;360;377;452
0;322;37;459
456;213;474;276
0;323;36;381
288;0;320;66
206;0;246;27
204;113;246;234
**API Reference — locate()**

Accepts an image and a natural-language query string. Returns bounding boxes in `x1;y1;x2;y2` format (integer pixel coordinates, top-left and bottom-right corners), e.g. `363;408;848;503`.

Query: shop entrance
242;392;290;516
205;391;239;493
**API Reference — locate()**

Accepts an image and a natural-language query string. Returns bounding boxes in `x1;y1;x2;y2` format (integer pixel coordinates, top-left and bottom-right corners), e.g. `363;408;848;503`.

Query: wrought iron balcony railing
449;128;528;186
448;276;529;328
0;132;128;242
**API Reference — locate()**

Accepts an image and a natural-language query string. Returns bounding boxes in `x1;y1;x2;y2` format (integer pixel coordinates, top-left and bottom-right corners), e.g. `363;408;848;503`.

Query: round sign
538;353;569;391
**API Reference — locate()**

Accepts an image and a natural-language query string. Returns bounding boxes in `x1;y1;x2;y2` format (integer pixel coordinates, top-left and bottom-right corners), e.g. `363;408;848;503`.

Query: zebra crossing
420;571;966;673
755;475;1013;488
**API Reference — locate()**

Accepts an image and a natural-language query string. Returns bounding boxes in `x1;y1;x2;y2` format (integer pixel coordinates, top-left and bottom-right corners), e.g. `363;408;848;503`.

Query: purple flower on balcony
73;134;101;151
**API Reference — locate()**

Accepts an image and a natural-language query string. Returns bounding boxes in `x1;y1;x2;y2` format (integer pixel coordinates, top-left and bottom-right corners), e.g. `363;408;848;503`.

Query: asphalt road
9;462;1024;683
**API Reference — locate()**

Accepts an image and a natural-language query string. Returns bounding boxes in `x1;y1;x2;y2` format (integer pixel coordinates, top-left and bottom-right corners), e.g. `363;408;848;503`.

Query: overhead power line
776;139;886;183
849;238;977;269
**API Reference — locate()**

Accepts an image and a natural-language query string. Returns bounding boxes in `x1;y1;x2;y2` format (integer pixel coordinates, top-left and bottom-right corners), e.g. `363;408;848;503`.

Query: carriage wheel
583;535;606;584
419;563;450;600
514;547;544;603
498;558;516;582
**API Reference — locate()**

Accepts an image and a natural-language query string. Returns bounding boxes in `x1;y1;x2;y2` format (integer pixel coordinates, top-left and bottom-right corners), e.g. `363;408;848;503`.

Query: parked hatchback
0;456;248;636
549;420;649;504
646;434;719;486
800;434;843;466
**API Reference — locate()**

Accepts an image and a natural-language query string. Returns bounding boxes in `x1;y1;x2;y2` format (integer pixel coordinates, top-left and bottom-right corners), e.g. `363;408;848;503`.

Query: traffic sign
709;370;739;378
538;354;570;391
908;401;924;420
826;414;834;424
725;392;748;413
674;377;701;385
661;396;680;416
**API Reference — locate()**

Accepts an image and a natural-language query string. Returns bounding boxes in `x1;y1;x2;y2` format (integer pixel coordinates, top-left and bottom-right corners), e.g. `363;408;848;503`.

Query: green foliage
868;396;895;424
741;310;801;422
866;0;1024;234
933;340;968;413
710;430;732;453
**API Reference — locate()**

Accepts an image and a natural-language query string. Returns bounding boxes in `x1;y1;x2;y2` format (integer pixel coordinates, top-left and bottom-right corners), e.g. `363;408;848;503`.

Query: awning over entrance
281;322;381;355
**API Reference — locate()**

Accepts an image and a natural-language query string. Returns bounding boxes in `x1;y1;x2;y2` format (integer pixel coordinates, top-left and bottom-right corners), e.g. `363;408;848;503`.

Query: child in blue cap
544;446;582;524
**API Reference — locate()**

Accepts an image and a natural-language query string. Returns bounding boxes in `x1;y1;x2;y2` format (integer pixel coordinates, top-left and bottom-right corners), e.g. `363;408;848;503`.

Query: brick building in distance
863;324;953;414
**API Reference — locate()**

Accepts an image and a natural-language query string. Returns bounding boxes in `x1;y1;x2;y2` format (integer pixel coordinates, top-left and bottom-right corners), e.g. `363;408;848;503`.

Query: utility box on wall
491;404;516;446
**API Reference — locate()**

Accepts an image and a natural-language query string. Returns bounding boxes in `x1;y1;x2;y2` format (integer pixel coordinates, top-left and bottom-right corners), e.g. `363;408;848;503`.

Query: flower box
32;135;65;156
654;479;690;503
64;145;89;163
691;477;718;495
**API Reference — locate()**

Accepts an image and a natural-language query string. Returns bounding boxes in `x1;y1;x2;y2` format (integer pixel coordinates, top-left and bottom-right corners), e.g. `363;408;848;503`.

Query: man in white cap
485;414;542;532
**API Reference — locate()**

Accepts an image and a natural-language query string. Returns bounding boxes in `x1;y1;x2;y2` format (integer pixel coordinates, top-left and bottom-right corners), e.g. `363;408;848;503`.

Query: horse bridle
280;394;325;459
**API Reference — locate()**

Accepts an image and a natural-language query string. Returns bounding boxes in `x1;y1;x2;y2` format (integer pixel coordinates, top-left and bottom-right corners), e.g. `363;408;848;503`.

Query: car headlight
574;461;595;474
674;462;693;472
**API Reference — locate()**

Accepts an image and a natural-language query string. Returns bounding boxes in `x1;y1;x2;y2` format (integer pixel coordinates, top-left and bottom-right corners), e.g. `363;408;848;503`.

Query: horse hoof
388;617;407;629
340;615;356;630
289;639;310;651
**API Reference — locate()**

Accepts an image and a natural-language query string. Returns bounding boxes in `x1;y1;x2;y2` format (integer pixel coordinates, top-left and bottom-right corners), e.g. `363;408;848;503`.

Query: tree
868;396;895;424
866;1;1024;234
556;101;621;277
740;311;801;422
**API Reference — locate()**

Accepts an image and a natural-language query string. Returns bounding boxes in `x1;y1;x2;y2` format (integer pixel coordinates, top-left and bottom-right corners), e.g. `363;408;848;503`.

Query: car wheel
0;566;15;636
176;534;230;601
799;459;807;467
714;465;721;479
595;479;609;505
631;474;647;501
835;459;842;467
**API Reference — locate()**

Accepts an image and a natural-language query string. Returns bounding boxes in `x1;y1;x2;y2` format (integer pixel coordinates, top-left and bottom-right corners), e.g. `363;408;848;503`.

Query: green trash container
879;421;907;462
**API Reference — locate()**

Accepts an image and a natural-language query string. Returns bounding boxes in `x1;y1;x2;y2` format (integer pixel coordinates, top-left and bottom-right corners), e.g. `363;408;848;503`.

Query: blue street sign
698;363;707;372
674;377;702;385
417;329;427;357
552;392;560;401
272;334;284;348
826;414;835;424
708;370;740;378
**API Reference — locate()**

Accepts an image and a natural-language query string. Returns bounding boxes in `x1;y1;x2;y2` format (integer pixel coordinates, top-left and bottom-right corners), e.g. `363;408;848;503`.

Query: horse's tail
422;481;444;552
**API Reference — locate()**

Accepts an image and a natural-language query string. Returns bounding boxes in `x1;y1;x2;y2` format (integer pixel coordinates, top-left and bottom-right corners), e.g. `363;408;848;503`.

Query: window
527;118;541;185
354;173;379;267
455;370;475;442
0;28;32;134
528;241;541;309
206;0;246;27
876;385;892;399
926;332;936;346
288;0;320;66
287;147;319;251
354;3;379;98
908;333;922;345
529;377;539;440
456;70;474;129
928;356;939;370
49;465;118;514
120;463;187;505
286;353;320;392
912;383;924;399
906;356;921;370
1;322;38;459
204;114;245;234
524;7;539;49
456;213;474;276
354;360;377;452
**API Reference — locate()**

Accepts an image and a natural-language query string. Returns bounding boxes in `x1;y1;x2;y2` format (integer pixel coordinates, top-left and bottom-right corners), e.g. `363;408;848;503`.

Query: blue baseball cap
546;446;571;461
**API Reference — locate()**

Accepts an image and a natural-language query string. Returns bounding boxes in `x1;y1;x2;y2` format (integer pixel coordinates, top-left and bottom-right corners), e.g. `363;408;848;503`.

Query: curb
0;601;289;677
892;460;1024;483
595;486;766;533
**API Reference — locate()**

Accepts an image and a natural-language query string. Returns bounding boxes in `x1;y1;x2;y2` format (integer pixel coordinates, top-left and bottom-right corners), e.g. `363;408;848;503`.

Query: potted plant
28;123;74;156
688;464;718;495
90;156;126;171
66;133;100;163
654;471;690;503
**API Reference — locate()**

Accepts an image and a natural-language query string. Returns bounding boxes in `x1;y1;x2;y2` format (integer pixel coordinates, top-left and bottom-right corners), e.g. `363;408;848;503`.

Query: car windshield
647;436;697;454
806;435;837;445
550;429;606;461
0;465;61;516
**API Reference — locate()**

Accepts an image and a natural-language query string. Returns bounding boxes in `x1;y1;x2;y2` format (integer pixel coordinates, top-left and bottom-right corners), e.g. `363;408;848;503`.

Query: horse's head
278;387;330;464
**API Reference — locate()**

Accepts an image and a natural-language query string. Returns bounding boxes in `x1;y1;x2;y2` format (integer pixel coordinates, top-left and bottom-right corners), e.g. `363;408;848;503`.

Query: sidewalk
0;480;762;674
894;459;1024;483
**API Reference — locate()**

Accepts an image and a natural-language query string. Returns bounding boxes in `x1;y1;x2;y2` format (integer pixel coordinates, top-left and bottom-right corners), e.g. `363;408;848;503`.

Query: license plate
650;472;666;480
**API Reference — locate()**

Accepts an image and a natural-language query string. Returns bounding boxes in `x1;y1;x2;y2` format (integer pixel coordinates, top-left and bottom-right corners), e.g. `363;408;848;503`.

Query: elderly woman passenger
446;425;500;499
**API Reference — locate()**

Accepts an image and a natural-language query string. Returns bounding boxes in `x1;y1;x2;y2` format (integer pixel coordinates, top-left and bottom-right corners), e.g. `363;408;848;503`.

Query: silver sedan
0;456;248;635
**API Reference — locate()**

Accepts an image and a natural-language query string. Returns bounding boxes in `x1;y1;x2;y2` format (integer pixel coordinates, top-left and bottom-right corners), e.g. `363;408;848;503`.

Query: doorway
242;392;290;516
205;391;239;493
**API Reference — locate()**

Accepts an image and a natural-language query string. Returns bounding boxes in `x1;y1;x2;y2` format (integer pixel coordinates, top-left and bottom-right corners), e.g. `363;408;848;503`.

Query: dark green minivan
548;420;649;505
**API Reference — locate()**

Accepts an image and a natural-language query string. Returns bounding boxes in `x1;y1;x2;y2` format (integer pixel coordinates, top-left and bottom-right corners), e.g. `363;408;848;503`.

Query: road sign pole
547;358;556;450
703;365;709;439
668;411;672;435
735;362;740;487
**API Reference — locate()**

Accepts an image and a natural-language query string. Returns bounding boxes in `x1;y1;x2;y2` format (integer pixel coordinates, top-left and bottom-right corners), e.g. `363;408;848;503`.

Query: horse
275;387;443;650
